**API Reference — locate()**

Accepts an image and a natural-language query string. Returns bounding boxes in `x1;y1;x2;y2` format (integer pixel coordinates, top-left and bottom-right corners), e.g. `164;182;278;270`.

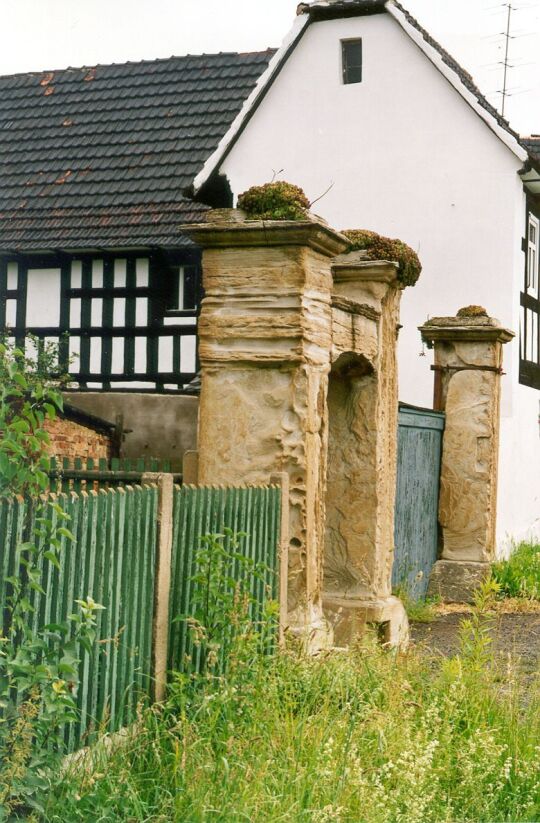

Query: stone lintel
427;560;491;603
331;294;381;321
180;210;349;258
419;316;515;348
332;258;400;286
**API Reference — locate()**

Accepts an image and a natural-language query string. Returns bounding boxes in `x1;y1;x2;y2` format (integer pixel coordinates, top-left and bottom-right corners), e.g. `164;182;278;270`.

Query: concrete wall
220;11;540;547
64;392;198;471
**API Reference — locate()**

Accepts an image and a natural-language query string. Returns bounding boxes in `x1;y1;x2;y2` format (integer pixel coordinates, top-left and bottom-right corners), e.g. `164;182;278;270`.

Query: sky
0;0;539;135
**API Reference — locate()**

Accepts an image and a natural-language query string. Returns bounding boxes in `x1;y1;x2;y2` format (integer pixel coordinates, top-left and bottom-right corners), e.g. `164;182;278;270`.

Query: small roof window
342;39;363;85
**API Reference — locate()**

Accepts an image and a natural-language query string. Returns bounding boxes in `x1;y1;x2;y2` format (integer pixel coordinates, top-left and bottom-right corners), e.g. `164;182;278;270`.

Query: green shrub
0;337;101;819
343;229;422;287
237;181;310;221
492;543;540;600
457;305;488;318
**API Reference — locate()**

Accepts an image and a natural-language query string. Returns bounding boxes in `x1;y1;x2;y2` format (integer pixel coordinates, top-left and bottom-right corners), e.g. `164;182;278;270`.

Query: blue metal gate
393;403;445;599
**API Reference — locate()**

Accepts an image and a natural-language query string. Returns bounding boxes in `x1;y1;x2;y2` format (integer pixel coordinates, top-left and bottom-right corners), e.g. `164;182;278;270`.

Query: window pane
342;40;363;85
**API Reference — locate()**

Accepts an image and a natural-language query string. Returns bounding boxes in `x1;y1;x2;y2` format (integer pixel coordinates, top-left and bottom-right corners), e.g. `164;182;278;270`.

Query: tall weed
46;582;540;822
492;543;540;600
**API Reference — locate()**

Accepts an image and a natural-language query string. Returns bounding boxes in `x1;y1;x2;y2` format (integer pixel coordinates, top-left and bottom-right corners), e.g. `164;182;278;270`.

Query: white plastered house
195;0;540;548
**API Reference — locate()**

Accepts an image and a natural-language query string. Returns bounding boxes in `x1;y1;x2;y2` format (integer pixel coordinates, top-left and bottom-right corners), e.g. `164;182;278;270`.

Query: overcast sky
1;0;539;135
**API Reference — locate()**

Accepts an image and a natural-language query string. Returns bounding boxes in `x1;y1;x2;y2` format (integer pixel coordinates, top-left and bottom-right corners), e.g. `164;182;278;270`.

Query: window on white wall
520;210;540;390
26;269;61;327
342;39;363;85
527;213;539;298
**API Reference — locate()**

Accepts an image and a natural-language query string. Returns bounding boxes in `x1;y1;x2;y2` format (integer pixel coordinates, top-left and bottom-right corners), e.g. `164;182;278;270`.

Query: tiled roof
522;137;540;164
0;50;275;252
297;0;386;17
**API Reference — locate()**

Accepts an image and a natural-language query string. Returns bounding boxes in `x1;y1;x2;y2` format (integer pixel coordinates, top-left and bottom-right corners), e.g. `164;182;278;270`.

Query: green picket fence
48;456;181;494
168;485;282;673
0;481;282;753
0;487;158;752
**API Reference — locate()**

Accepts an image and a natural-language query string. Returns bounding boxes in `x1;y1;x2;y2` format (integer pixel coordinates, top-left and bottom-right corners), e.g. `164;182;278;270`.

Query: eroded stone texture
184;211;409;647
323;259;406;642
186;211;348;642
420;314;513;598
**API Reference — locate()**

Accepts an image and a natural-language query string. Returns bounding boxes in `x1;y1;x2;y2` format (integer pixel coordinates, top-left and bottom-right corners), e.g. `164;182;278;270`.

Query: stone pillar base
323;595;409;649
287;608;334;654
427;560;491;603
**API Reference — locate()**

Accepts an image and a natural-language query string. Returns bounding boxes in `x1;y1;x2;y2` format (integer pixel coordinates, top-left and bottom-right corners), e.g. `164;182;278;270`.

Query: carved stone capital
419;315;514;348
181;210;350;258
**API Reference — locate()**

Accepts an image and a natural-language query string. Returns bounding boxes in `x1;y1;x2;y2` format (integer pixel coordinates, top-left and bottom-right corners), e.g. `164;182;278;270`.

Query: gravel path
411;611;540;673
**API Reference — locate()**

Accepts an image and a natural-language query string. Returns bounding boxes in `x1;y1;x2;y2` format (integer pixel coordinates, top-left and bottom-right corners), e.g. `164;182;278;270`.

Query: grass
492;542;540;601
44;595;540;823
393;585;440;623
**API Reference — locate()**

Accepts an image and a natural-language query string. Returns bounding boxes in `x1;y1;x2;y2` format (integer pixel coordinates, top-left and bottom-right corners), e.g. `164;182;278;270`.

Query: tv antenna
501;2;514;116
485;1;540;117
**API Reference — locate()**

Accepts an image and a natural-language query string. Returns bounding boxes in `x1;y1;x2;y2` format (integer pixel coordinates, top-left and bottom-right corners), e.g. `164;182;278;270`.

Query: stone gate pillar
323;255;410;646
183;210;348;646
419;309;514;601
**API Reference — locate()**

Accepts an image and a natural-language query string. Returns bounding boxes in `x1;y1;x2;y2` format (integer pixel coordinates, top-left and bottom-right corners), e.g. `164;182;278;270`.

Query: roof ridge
0;48;277;83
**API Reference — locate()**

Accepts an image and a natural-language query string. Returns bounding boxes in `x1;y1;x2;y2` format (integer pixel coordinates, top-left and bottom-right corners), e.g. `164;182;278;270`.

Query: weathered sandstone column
182;209;348;647
419;309;514;601
323;254;409;646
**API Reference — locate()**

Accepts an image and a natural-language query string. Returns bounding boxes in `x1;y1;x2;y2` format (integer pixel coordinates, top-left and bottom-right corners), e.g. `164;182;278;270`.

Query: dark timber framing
0;249;201;393
520;195;540;390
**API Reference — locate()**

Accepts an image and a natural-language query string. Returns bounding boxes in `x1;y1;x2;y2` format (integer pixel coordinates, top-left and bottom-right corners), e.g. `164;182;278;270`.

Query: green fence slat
1;481;281;754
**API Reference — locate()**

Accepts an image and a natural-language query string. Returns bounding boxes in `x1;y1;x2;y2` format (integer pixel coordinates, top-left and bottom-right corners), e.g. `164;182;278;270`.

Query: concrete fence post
419;310;514;601
142;472;174;701
270;471;290;646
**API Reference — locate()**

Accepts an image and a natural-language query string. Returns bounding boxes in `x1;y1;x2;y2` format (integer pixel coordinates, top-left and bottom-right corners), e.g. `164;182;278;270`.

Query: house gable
195;0;531;194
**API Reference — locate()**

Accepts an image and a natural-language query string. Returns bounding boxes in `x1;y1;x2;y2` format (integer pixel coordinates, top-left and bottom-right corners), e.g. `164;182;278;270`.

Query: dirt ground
411;607;540;673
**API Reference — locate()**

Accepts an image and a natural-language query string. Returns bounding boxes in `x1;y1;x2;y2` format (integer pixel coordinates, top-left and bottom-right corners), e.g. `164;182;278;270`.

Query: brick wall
44;417;112;461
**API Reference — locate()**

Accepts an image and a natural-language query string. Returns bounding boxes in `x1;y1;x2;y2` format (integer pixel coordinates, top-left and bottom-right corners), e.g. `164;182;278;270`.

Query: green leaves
0;336;99;816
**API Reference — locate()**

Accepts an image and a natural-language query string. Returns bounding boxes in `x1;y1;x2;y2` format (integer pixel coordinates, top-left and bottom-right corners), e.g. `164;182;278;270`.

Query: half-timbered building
0;50;274;392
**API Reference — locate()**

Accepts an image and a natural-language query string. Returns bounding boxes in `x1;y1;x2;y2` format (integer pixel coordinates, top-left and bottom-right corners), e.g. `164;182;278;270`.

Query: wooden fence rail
0;479;283;753
48;456;182;493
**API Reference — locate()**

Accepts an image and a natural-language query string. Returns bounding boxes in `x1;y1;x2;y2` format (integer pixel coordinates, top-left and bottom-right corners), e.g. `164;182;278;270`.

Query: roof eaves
193;14;309;193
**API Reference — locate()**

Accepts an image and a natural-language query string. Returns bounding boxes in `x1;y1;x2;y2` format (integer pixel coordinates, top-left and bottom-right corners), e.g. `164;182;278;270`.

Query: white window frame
527;213;539;297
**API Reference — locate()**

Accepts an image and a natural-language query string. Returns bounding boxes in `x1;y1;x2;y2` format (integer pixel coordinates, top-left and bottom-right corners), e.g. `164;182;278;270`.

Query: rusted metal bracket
431;364;505;375
431;364;505;411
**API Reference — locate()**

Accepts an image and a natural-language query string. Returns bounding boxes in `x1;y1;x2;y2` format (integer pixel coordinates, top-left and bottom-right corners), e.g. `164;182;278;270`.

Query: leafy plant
457;577;501;672
343;228;422;287
175;529;277;679
237;181;310;221
0;336;101;819
492;542;540;600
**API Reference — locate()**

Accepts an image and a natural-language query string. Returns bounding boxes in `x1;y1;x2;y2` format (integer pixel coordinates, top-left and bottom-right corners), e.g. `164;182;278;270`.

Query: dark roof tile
0;50;275;251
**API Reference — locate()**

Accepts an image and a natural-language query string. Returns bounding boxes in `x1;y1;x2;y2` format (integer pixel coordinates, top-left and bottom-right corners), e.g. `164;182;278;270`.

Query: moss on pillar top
237;182;310;221
342;230;422;287
457;305;488;318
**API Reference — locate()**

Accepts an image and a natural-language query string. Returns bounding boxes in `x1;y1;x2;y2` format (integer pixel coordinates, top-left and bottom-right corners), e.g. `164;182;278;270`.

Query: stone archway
184;210;413;648
325;352;375;600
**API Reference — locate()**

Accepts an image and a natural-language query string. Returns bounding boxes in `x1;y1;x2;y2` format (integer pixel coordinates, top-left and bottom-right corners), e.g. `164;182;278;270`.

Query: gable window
342;39;363;85
520;210;540;389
